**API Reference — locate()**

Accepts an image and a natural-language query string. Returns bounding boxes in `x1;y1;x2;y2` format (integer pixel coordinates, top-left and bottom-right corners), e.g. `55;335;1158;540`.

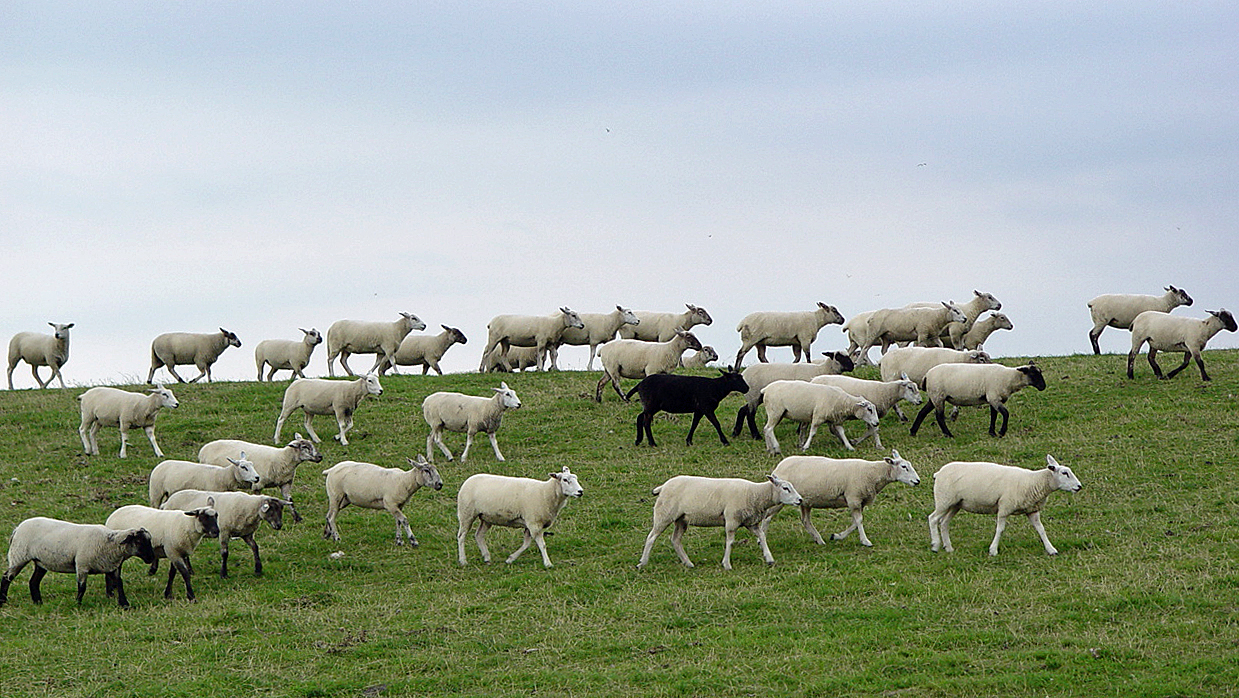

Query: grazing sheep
731;353;855;439
928;455;1082;556
960;312;1013;350
254;328;322;381
148;455;261;507
273;373;383;446
199;435;323;524
162;490;290;578
423;382;522;463
550;306;641;371
147;328;241;384
1088;285;1193;354
878;346;992;387
855;301;967;365
0;517;155;609
1127;309;1237;381
681;346;719;369
326;313;426;377
637;474;803;570
479;308;585;372
762;450;920;547
734;302;846;366
105;503;219;601
594;330;704;402
809;374;921;448
761;381;880;454
322;456;443;545
625;370;749;446
456;466;584;568
910;362;1046;438
7;322;74;390
78;385;179;458
380;325;467;376
618;304;713;342
480;344;542;373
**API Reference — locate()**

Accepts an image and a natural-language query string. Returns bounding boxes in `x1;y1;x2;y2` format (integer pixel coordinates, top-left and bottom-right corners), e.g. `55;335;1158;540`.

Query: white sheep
548;305;641;371
960;312;1013;350
326;313;426;377
148;455;261;507
617;304;713;342
273;373;383;446
254;328;323;381
762;450;920;547
854;301;967;365
478;307;585;372
0;517;155;609
105;503;219;601
1127;309;1237;381
147;328;242;384
162;489;290;578
78;384;179;458
594;329;703;402
878;346;992;387
910;361;1046;438
906;290;1002;348
761;380;880;454
423;382;522;463
456;466;584;568
7;322;74;390
1088;285;1193;354
480;344;542;373
809;374;921;448
322;455;443;545
928;455;1082;556
199;435;324;523
681;346;719;369
731;353;855;439
734;302;846;366
637;474;803;570
380;325;468;376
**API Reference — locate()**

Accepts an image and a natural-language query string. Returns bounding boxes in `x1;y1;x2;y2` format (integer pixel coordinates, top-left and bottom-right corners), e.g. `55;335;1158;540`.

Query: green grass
1;352;1237;697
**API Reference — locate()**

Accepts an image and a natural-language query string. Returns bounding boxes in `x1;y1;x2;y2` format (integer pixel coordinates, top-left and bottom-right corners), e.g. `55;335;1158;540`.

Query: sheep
480;344;541;373
478;308;585;372
928;455;1082;556
549;305;641;371
910;361;1046;438
594;329;703;402
148;454;261;507
734;302;846;366
254;328;322;381
322;455;443;545
960;312;1013;350
379;325;467;376
681;346;719;369
809;374;921;448
423;382;522;463
1088;285;1193;355
146;328;241;384
326;313;426;377
162;490;291;578
7;322;74;390
625;369;750;446
637;474;803;570
760;381;881;454
854;301;967;365
617;304;713;342
730;352;855;439
761;450;920;547
878;346;992;387
78;384;179;458
105;503;219;601
456;466;584;568
1128;309;1237;381
273;373;383;447
0;517;155;609
198;435;323;524
906;290;1002;348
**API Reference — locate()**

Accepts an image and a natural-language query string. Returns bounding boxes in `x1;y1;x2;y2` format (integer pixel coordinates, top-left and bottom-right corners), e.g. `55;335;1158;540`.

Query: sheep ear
227;458;240;466
442;324;451;331
260;502;270;514
1046;454;1060;470
767;474;777;484
901;372;911;381
207;496;216;507
890;449;901;461
550;472;562;481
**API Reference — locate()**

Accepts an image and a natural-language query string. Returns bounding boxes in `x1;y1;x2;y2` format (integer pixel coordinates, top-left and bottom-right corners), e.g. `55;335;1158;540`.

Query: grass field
0;351;1237;697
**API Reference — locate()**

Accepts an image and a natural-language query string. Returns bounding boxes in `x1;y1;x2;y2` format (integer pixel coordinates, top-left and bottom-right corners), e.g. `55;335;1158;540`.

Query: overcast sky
4;1;1236;386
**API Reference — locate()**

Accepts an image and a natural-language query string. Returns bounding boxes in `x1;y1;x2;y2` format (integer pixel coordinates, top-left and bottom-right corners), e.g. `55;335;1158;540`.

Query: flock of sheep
1;286;1232;608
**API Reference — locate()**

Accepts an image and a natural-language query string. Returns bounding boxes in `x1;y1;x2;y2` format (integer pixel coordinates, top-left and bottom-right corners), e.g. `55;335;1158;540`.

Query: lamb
761;380;880;454
478;308;585;372
0;517;155;609
322;455;443;545
456;466;584;568
910;362;1046;438
379;325;467;376
1088;285;1193;355
254;328;322;381
273;373;383;446
809;374;921;448
680;346;719;369
959;312;1013;350
326;313;426;377
625;370;749;446
148;454;262;507
1127;309;1237;381
480;344;541;373
423;382;522;463
734;302;846;366
105;503;219;601
928;455;1082;556
617;304;713;342
731;353;856;439
78;384;179;458
162;489;291;577
594;329;703;402
198;435;323;523
7;322;74;390
549;305;640;371
637;474;803;570
878;346;992;387
761;450;920;547
146;328;241;384
854;301;967;365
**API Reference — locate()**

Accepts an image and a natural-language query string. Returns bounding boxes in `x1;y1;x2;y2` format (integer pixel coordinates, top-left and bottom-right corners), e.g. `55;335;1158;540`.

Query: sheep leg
687;412;706;446
523;528;554;568
333;407;354;445
474;521;493;563
338;351;356;376
506;529;535;565
704;410;729;446
938;507;958;552
838;506;872;547
752;523;777;566
1088;325;1105;355
721;524;738;570
758;504;783;538
80;421;98;455
486;432;506;462
456;519;472;566
1146;348;1165;379
219;536;231;577
932;403;954;438
166;558;195;600
909;402;934;436
279;483;303;524
989;404;1010;437
1126;345;1142;379
323;499;342;541
852;424;880;449
5;363;14;390
300;413;323;444
762;412;784;455
189;363;209;383
1164;351;1195;380
460;432;475;463
734;344;752;368
76;568;93;606
118;425;130;458
634;411;648;446
830;423;855;451
988;513;1009;556
31;365;49;389
164;364;188;383
1027;511;1058;555
390;508;416;546
242;534;262;575
429;426;454;462
799;505;827;545
670;520;693;568
144;425;164;458
107;570;131;609
756;344;770;363
585;345;598;372
29;565;47;604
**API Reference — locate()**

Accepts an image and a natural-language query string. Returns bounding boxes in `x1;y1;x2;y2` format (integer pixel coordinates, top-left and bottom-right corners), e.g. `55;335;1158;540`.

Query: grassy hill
0;352;1237;697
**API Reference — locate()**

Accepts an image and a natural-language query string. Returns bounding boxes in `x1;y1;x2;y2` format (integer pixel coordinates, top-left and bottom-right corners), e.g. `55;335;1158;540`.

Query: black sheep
626;370;749;446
